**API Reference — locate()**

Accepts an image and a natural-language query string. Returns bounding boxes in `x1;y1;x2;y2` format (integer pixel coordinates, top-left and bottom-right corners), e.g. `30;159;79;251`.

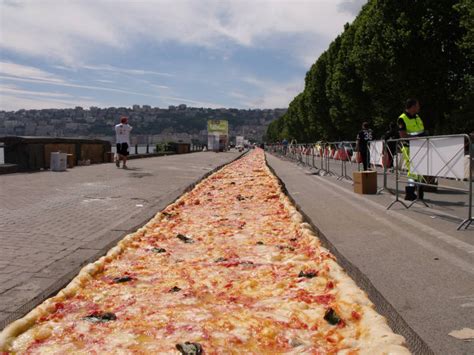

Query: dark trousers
360;148;370;171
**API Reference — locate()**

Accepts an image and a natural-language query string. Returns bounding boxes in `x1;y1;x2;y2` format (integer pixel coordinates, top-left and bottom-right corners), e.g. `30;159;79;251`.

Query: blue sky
0;0;365;111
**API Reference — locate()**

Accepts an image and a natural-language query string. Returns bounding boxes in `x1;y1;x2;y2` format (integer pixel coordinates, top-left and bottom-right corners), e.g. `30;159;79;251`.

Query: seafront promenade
1;150;473;354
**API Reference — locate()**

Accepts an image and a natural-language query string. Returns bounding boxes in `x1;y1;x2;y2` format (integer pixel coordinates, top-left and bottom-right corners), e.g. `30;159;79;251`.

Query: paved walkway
266;153;474;355
0;151;241;328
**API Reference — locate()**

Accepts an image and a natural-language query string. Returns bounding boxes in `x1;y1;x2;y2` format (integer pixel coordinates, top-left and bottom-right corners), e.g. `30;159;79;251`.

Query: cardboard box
353;171;377;194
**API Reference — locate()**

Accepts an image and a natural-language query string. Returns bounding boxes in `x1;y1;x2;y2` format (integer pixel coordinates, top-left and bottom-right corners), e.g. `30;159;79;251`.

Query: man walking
114;116;132;169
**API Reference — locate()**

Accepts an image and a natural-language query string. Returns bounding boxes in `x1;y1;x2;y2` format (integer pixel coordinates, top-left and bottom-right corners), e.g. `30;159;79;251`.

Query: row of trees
267;0;473;142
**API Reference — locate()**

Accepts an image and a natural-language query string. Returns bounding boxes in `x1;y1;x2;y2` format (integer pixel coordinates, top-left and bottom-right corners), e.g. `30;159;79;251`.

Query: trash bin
50;152;67;171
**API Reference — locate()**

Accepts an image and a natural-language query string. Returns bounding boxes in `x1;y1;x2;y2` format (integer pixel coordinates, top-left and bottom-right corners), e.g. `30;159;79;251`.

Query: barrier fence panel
268;141;361;180
325;142;338;179
267;133;473;231
366;140;387;194
385;134;472;230
340;141;358;181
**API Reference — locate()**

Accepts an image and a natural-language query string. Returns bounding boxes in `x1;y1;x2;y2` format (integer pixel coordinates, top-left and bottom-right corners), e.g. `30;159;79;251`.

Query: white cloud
0;84;72;98
80;64;173;77
0;74;158;97
0;1;360;109
0;94;104;111
150;84;170;89
229;91;248;100
0;61;64;83
0;74;223;109
159;95;223;108
0;1;123;64
95;79;115;84
337;0;367;15
0;83;106;110
239;76;303;108
0;0;354;66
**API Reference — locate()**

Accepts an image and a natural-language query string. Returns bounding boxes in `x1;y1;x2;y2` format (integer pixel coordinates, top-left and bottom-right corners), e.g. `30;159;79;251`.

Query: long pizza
0;149;409;354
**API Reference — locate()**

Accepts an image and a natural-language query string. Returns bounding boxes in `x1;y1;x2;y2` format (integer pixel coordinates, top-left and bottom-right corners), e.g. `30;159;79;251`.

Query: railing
269;141;361;180
384;134;472;230
111;144;205;155
267;134;473;230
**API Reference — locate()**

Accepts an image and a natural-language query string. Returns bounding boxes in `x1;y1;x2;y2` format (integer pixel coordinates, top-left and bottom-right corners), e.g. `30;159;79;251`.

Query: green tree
267;0;474;141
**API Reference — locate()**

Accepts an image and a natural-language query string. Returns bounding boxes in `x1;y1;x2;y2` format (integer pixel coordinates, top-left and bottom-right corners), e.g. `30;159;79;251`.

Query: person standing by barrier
282;138;288;155
398;98;426;200
356;122;373;171
114;116;132;169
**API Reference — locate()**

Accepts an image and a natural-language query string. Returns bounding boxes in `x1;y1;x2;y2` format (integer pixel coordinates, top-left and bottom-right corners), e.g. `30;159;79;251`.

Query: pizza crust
0;230;138;351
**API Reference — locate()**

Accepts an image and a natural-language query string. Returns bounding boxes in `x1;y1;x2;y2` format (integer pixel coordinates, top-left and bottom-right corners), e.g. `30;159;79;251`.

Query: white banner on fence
369;140;384;166
410;137;465;179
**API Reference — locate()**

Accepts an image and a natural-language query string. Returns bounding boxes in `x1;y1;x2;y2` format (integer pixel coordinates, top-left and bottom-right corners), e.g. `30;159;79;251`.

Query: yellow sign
207;120;228;135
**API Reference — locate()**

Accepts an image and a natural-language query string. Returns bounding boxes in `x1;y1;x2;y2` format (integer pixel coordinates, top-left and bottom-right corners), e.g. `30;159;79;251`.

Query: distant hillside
0;105;286;144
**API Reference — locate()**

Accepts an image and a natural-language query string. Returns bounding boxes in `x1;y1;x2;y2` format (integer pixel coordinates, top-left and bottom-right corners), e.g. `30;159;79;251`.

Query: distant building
0;105;285;145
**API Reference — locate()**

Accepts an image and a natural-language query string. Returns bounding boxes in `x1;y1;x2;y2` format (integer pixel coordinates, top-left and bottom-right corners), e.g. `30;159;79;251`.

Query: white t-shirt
115;123;132;145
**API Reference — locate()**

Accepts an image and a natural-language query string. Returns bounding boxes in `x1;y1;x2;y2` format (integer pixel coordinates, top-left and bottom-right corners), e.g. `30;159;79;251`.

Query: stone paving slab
0;151;241;329
266;153;474;355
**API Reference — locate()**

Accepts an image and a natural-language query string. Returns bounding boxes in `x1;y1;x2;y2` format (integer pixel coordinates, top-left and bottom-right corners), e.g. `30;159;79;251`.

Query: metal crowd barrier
267;133;473;231
384;134;472;230
268;141;361;181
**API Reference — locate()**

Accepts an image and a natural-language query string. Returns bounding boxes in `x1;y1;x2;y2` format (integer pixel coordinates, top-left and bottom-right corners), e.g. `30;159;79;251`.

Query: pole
327;145;331;175
458;134;473;230
387;141;408;210
338;146;344;181
383;140;388;191
470;136;473;227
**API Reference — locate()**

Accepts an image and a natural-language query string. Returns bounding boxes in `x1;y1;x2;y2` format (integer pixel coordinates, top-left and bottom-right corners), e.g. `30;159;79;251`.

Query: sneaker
115;160;120;168
404;194;417;201
122;165;128;169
